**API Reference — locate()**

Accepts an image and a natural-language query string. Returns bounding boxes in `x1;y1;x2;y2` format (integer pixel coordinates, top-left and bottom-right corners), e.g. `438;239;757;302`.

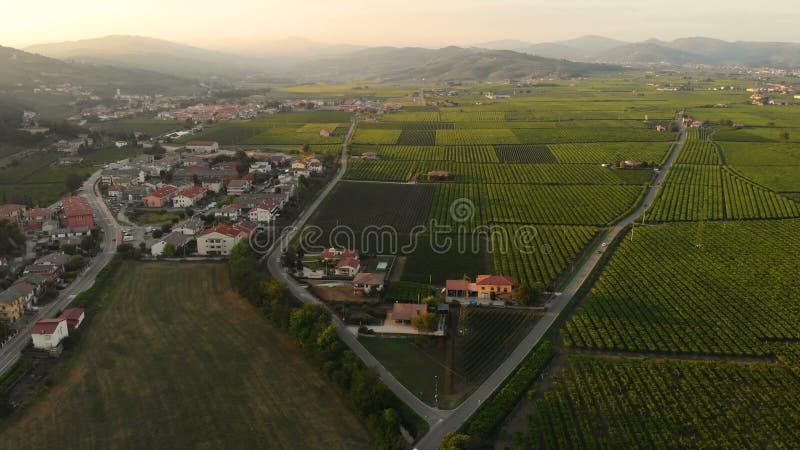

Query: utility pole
434;375;439;409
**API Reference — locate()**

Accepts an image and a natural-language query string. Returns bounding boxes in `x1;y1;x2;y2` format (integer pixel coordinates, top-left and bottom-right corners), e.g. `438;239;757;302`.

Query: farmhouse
31;317;69;350
321;248;360;262
62;196;94;230
319;129;332;137
445;279;474;298
197;224;243;256
60;308;85;330
172;186;207;208
390;303;427;325
475;274;514;300
185;140;219;153
143;185;178;208
307;158;323;174
361;151;378;160
353;272;384;294
427;170;451;182
335;257;360;277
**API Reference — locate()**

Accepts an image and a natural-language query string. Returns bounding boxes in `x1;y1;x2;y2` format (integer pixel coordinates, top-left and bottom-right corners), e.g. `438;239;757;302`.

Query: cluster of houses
0;198;95;249
0;252;72;324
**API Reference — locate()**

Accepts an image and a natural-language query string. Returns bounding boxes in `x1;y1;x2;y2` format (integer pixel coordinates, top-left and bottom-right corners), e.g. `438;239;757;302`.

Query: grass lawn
359;337;449;407
0;263;371;450
130;211;183;226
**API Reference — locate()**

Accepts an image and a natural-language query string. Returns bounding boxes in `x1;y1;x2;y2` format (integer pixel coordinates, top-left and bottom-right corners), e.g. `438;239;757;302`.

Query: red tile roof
178;186;206;199
146;185;178;199
0;204;25;217
200;224;241;238
391;303;427;321
62;196;92;218
353;272;383;286
336;257;360;269
475;275;514;286
32;318;66;335
445;280;470;291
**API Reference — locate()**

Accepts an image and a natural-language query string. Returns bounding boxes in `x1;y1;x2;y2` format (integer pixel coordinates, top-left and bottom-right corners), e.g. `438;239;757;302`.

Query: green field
181;111;351;145
93;118;183;136
0;263;371;450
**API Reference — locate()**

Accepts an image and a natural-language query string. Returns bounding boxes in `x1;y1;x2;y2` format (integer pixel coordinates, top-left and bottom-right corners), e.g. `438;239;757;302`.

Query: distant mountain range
0;44;198;96
11;34;800;88
477;35;800;66
21;35;619;82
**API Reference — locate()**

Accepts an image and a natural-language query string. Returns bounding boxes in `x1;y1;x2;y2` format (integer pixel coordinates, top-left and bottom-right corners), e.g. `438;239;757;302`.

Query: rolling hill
294;46;620;82
0;44;199;96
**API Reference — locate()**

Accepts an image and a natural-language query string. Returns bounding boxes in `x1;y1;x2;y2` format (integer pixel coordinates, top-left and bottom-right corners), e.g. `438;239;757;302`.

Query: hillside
25;35;265;78
294;46;620;82
0;45;198;96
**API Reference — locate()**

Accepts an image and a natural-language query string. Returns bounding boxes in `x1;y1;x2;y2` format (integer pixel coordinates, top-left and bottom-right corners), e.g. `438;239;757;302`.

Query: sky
2;0;799;49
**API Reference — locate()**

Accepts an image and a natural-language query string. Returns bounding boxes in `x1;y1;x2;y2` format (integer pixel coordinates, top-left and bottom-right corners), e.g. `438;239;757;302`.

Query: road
265;114;687;448
413;114;687;449
0;171;120;375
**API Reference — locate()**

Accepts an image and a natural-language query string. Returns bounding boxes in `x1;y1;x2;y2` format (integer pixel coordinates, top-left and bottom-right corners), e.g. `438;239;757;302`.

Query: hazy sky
2;0;799;49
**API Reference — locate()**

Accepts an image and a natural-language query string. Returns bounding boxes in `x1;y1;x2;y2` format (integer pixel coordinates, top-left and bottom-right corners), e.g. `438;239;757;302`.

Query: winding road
265;114;687;449
0;171;120;375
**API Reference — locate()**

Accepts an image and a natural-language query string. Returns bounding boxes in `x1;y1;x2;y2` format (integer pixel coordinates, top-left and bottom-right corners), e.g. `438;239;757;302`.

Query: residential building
31;318;69;350
61;308;85;330
143;185;178;208
0;281;36;321
353;272;384;294
215;204;242;221
185;140;219;153
475;274;514;300
390;303;427;324
25;208;53;224
321;248;360;262
172;216;206;236
172;186;207;208
0;204;26;224
226;179;251;195
150;231;192;257
427;170;450;182
248;199;280;223
62;196;94;229
197;224;243;256
335;258;360;277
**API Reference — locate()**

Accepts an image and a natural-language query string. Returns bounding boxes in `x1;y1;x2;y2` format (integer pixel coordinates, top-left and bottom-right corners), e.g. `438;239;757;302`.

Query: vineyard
675;128;721;164
563;219;800;356
548;142;673;164
385;282;434;302
648;164;800;221
435;129;520;145
494;144;558;163
517;356;800;448
458;308;540;382
491;225;597;288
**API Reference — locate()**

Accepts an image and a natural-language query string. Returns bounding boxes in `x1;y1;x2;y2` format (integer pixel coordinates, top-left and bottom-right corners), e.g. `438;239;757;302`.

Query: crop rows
649;164;800;221
519;356;800;448
346;160;644;185
358;122;453;130
548;142;673;164
427;184;641;227
677;128;721;164
397;129;436;145
350;129;401;145
494;144;558;163
563;220;800;356
374;145;499;163
460;308;538;381
435;129;520;145
491;225;597;288
512;127;676;144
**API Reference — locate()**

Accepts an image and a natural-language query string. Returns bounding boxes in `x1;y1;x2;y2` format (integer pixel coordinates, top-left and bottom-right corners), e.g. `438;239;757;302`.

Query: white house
335;258;360;277
31;317;69;350
197;224;243;256
172;186;207;208
185;141;219;153
307;158;323;174
248;199;280;223
226;179;251;195
215;204;242;221
150;231;191;257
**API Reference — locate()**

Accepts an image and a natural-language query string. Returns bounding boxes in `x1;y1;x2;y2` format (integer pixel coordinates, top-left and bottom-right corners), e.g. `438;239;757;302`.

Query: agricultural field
91;118;183;136
548;142;673;164
0;151;98;205
0;263;371;450
513;356;800;449
179;111;351;145
719;142;800;193
563;219;800;356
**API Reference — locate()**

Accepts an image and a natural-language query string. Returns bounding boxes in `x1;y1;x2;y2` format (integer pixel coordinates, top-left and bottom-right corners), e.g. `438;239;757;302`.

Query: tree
411;311;437;332
440;433;471;450
65;172;83;192
779;131;790;143
514;283;536;306
64;255;87;272
0;220;25;257
164;243;176;257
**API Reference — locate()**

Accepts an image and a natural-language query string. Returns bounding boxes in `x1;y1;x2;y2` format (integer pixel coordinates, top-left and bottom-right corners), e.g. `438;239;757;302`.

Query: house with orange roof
197;224;244;256
172;185;207;208
143;185;178;208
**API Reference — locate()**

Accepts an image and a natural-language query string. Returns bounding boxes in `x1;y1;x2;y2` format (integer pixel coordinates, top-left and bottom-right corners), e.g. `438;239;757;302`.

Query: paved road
0;171;119;375
264;114;687;448
263;119;449;424
413;114;687;449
